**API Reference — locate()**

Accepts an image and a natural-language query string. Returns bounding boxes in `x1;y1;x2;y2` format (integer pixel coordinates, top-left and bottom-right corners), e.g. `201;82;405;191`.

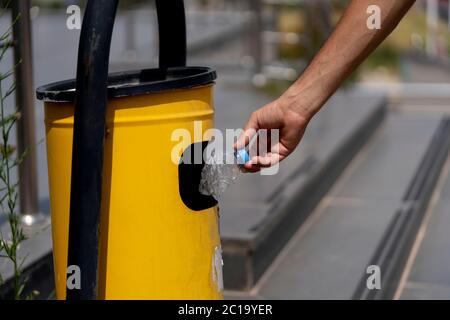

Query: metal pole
11;0;42;227
249;0;263;75
426;0;438;57
448;0;450;31
124;9;136;62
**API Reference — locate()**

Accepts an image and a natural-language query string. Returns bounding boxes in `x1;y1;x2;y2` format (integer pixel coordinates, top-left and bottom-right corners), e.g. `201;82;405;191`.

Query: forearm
281;0;415;121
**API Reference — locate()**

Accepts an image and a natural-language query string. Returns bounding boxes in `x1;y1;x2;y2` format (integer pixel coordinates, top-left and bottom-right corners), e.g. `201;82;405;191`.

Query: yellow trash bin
37;67;223;299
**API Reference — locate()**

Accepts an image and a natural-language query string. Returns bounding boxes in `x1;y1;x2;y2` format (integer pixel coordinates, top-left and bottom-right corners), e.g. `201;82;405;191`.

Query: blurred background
1;0;450;300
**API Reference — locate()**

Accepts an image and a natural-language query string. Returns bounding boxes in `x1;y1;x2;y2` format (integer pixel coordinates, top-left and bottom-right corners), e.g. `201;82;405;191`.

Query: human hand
234;96;310;172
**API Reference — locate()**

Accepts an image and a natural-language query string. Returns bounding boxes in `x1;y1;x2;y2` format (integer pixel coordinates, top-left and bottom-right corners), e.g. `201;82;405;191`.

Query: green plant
0;0;29;300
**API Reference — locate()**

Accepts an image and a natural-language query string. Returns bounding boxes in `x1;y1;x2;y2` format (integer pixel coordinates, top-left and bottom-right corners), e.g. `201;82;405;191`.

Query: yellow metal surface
44;85;222;300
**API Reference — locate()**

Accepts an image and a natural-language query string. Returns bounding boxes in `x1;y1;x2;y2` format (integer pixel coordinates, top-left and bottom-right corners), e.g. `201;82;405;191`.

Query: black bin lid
36;67;217;103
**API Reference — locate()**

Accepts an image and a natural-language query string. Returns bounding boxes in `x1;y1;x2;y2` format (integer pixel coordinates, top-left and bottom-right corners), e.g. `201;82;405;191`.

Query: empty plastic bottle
199;148;250;201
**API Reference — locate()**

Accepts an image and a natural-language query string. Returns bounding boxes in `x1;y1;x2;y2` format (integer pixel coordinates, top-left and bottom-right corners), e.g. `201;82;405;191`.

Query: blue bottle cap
236;149;250;165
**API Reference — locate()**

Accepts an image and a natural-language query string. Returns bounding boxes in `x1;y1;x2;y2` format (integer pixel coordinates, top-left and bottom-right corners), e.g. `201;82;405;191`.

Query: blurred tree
305;0;333;60
278;0;333;61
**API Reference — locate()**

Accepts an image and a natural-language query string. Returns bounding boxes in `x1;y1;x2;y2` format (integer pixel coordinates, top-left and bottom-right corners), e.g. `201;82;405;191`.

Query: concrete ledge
0;225;53;299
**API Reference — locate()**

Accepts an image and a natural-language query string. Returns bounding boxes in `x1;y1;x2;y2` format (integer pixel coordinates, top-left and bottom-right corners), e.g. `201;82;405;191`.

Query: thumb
234;112;259;150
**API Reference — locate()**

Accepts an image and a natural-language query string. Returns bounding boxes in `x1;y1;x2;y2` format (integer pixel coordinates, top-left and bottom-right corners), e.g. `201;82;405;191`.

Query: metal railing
10;0;45;227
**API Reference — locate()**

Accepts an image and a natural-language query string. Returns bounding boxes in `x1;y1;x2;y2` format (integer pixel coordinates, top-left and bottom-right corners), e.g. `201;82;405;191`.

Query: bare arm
237;0;415;171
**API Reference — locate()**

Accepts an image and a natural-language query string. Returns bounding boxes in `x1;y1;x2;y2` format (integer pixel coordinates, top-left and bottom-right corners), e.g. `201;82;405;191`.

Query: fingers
241;153;282;173
241;162;261;173
233;109;285;173
252;153;281;168
234;128;257;151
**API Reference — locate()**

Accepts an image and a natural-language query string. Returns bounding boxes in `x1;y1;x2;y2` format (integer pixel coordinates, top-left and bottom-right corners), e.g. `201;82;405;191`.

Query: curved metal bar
156;0;187;68
67;0;187;300
67;0;119;300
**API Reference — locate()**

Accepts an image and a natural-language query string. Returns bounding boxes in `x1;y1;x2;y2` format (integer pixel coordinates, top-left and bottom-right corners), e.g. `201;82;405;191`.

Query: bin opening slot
179;141;218;211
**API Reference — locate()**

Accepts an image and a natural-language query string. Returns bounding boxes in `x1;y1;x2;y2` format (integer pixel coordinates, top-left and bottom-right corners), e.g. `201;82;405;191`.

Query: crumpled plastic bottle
199;130;277;200
199;148;249;201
